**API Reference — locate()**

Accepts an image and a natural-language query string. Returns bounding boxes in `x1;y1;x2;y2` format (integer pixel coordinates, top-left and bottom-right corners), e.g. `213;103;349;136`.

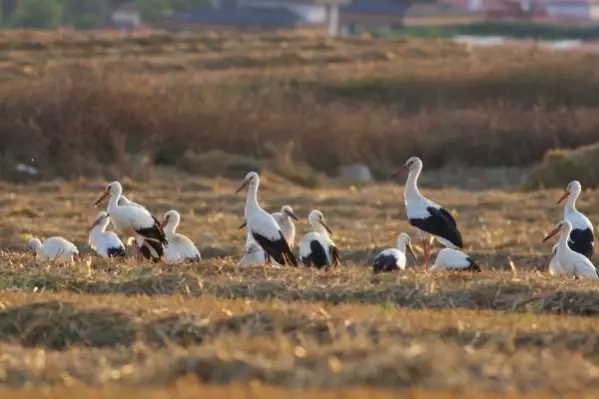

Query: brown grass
1;30;599;181
0;173;598;396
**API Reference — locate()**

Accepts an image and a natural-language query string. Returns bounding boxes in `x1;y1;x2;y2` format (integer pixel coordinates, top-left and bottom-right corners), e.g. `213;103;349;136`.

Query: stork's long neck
244;182;260;218
108;190;122;214
164;219;178;238
397;238;408;254
564;192;578;217
404;166;423;200
90;220;108;239
311;219;329;238
558;225;573;252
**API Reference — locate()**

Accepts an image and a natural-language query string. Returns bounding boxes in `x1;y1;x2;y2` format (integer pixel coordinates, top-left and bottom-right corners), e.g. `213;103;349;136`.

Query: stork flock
25;156;597;279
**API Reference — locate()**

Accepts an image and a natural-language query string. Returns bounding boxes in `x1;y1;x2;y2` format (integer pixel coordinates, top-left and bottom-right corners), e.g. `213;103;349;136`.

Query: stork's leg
419;232;428;268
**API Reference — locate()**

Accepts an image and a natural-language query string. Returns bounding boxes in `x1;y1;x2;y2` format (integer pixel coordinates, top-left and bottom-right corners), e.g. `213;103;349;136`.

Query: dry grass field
1;29;599;397
1;170;599;397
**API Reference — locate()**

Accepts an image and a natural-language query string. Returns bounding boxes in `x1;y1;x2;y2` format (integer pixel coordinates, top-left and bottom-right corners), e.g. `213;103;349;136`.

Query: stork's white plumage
236;172;297;266
429;248;480;273
272;205;298;248
392;156;464;267
299;209;340;269
557;180;594;260
372;232;417;274
161;209;201;264
93;181;166;262
238;205;298;267
543;219;598;279
548;243;566;276
28;236;79;263
88;211;127;259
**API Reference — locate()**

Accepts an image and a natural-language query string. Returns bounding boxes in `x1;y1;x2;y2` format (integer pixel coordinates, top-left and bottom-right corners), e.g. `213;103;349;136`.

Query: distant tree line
0;0;210;29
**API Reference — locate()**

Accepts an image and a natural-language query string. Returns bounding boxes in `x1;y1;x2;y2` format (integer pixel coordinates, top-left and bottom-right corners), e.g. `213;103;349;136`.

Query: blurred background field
1;29;599;187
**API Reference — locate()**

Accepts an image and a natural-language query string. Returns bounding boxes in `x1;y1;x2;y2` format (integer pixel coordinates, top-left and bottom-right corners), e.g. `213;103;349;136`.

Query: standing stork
88;211;127;259
372;232;417;274
236;172;298;266
28;236;79;263
93;181;167;262
113;195;151;259
543;220;599;279
298;209;341;269
392;156;463;267
556;180;594;260
238;205;299;267
161;209;202;263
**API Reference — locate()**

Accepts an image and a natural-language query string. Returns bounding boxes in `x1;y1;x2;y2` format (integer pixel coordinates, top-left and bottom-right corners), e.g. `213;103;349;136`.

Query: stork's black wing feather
409;207;463;248
330;245;341;268
372;254;399;274
252;231;298;266
303;240;329;269
106;246;127;259
569;227;594;260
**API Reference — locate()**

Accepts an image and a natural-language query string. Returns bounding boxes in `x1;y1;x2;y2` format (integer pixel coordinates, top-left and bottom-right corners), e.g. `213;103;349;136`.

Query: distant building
157;0;351;36
111;3;142;29
440;0;599;21
338;0;408;35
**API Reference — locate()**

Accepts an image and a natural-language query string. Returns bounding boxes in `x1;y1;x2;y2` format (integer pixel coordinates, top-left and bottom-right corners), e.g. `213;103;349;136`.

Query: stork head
397;232;417;262
236;171;260;194
557;180;582;204
391;156;423;178
542;220;572;242
281;205;299;221
309;209;332;236
89;211;109;232
161;209;181;229
94;181;123;207
28;238;42;255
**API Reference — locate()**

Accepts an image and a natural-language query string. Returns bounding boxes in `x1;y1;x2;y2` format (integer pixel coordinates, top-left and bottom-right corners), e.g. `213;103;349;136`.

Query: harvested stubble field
2;29;599;397
1;171;599;397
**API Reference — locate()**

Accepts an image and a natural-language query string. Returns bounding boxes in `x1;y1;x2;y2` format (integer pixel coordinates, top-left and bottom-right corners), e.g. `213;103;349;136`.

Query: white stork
93;181;167;262
548;243;566;276
236;172;297;266
298;209;340;269
161;209;202;264
238;205;299;267
88;211;127;259
392;156;464;267
429;248;481;273
28;236;79;263
372;232;417;274
543;219;599;279
557;180;594;260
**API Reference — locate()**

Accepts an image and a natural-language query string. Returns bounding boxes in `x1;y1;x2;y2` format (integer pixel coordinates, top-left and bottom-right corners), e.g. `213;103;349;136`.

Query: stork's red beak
93;190;109;207
320;219;333;236
236;178;251;194
286;209;299;221
391;166;408;178
542;226;561;242
556;191;570;205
